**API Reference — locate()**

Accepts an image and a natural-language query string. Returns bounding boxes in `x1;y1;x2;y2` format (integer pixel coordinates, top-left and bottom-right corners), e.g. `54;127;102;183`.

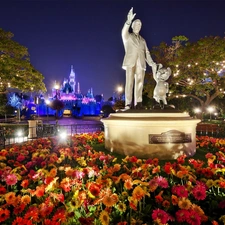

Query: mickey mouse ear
157;63;163;70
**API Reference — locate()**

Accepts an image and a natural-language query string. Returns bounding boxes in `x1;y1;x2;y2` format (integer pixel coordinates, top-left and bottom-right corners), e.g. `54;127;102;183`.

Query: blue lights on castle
25;65;103;118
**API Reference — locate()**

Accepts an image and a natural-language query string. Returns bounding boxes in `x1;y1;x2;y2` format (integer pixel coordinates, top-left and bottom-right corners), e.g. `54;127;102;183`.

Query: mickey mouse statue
152;63;172;109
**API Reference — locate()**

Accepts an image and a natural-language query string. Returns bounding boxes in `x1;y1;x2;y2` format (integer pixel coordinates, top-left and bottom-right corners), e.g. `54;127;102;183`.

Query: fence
0;123;104;148
1;122;225;149
196;123;225;138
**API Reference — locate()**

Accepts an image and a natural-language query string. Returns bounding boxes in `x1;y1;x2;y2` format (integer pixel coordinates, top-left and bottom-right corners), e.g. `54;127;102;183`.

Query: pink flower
155;176;168;188
172;185;188;198
5;174;17;185
152;208;170;224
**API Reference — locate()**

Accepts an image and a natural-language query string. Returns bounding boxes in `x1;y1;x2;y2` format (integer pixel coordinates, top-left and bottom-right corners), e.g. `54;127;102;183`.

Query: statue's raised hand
127;7;136;24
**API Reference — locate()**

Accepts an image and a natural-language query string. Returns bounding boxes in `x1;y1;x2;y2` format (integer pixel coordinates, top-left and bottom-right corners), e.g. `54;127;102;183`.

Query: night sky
1;0;225;100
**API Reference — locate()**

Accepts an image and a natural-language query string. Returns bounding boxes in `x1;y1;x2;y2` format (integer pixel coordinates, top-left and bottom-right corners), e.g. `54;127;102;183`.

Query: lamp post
46;99;50;123
194;108;201;119
54;84;59;99
117;86;123;100
207;106;214;121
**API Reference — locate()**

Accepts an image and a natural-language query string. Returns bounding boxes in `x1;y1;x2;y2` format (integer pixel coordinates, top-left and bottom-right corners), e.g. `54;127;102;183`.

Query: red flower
152;208;170;224
186;210;201;225
24;206;39;222
12;217;34;225
192;183;207;201
175;209;189;223
78;217;94;225
17;154;25;162
155;194;163;204
52;208;67;223
13;203;26;215
88;183;101;197
0;208;10;223
43;219;60;225
40;203;54;217
0;186;6;194
177;154;186;164
218;200;225;209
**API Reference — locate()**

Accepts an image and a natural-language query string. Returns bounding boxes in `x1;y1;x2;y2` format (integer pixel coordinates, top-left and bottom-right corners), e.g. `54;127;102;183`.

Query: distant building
52;65;86;100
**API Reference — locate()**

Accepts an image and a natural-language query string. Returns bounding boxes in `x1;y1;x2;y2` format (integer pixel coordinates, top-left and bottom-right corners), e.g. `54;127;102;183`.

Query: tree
8;93;22;121
145;35;225;118
0;28;46;94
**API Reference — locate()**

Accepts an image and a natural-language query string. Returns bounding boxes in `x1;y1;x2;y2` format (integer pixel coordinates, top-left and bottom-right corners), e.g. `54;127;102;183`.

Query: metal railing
0;123;104;148
196;123;225;138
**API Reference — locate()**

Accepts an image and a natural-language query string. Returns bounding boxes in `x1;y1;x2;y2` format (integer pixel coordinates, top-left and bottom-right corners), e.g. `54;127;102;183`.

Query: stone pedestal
28;120;37;139
101;111;200;160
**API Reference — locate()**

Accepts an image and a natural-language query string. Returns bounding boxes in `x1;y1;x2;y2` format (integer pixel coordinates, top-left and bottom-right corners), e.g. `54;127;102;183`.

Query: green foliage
147;35;225;115
0;28;46;93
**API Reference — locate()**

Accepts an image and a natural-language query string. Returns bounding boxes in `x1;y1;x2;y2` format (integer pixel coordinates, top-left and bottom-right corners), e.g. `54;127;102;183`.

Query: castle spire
69;65;76;93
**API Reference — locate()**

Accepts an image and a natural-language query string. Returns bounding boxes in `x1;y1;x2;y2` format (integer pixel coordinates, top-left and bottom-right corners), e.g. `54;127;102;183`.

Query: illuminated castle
52;65;94;100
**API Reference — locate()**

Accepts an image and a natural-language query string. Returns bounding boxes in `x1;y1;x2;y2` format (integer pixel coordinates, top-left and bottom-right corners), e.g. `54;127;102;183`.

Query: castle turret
69;65;76;93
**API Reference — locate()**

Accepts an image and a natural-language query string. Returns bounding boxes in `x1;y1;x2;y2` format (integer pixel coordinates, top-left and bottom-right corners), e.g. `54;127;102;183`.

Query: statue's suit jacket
122;22;154;70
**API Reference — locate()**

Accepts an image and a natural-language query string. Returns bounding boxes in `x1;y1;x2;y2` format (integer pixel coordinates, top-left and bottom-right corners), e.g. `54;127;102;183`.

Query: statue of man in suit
122;8;156;110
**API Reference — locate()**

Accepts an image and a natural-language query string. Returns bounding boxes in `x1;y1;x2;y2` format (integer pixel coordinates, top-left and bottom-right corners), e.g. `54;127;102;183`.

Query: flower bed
0;133;225;225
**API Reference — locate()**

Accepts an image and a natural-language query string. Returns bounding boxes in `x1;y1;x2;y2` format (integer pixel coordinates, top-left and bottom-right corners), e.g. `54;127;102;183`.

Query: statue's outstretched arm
122;7;136;41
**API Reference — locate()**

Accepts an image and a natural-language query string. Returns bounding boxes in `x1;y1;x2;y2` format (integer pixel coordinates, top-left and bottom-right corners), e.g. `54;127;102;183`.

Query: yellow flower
105;178;113;188
45;177;59;192
206;179;214;188
99;210;110;225
77;157;87;167
178;198;192;210
219;215;225;224
117;202;126;212
0;156;6;161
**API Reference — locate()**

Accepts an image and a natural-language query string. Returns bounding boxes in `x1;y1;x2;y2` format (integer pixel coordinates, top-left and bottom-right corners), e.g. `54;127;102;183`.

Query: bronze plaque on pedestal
149;130;192;144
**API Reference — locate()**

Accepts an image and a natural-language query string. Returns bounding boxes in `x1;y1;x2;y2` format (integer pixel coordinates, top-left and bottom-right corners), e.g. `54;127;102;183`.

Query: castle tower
69;65;76;93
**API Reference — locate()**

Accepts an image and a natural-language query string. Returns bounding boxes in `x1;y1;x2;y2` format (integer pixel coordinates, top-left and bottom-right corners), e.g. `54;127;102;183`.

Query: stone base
101;111;200;160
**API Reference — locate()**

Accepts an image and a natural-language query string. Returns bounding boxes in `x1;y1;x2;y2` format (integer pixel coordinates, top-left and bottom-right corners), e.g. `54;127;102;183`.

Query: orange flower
102;193;118;207
178;198;192;210
124;179;133;190
162;200;170;208
128;196;137;211
21;179;29;188
65;167;74;177
113;164;121;172
49;168;57;177
5;192;17;205
152;166;160;174
120;173;131;181
171;195;178;205
21;195;31;205
132;186;145;201
35;185;45;198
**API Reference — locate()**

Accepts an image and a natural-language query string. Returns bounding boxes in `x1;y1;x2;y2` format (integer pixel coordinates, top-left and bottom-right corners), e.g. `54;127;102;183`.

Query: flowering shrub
0;133;225;224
